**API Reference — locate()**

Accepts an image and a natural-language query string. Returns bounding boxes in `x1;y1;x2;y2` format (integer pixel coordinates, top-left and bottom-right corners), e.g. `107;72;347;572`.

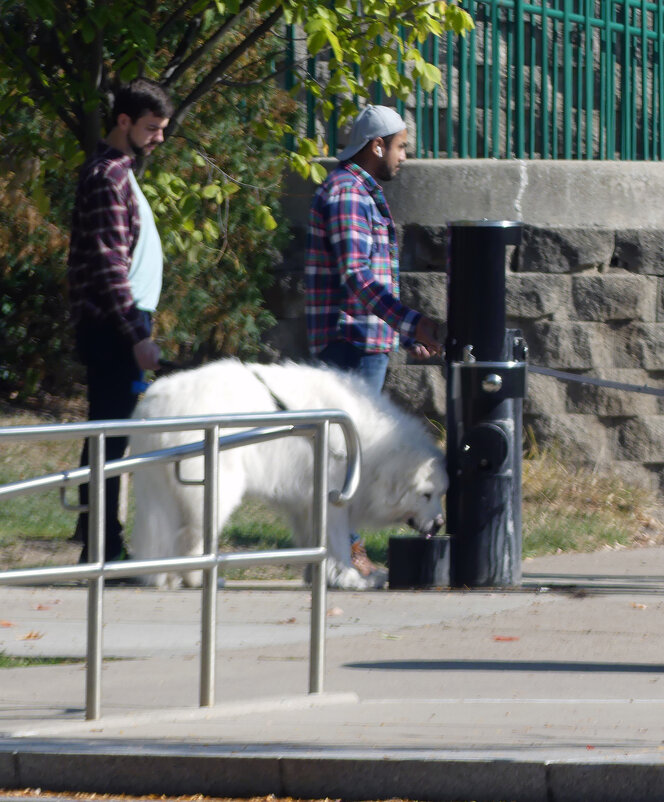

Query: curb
2;745;664;802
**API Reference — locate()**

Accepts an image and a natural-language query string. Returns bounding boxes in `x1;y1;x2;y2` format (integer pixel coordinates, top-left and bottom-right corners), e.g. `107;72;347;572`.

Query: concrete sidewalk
1;546;664;801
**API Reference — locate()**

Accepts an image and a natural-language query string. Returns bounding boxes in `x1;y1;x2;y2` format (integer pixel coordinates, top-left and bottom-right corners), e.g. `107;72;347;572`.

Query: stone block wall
265;160;664;492
509;227;664;491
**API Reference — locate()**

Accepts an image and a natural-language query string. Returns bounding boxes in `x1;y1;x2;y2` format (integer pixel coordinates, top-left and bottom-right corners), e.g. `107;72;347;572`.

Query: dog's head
402;454;448;536
362;451;447;536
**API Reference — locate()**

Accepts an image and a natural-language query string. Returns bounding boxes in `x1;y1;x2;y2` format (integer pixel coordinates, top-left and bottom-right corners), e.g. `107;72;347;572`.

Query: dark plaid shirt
67;142;149;345
305;161;419;355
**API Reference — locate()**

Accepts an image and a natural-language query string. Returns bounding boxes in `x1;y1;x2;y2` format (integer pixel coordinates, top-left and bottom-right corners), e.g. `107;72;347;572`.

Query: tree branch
162;15;204;81
166;5;284;136
163;0;257;88
157;0;210;39
0;26;83;144
217;44;287;82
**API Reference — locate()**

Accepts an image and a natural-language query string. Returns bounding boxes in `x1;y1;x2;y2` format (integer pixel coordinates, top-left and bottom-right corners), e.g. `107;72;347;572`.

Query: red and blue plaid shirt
67;142;150;345
305;161;420;355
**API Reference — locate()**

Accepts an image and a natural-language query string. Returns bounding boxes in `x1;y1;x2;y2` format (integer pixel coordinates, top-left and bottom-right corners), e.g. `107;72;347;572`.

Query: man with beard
67;77;173;563
305;105;443;586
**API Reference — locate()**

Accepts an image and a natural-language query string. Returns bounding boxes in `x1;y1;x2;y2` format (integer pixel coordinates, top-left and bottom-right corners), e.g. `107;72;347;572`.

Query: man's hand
133;338;161;371
410;342;439;360
411;315;443;358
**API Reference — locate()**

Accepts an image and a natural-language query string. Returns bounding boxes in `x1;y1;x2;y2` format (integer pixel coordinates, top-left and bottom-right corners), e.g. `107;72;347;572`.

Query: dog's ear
414;455;438;481
383;459;433;504
407;455;448;497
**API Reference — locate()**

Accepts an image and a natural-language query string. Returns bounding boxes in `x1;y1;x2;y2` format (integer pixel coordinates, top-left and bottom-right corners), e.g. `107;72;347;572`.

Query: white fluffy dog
129;359;447;589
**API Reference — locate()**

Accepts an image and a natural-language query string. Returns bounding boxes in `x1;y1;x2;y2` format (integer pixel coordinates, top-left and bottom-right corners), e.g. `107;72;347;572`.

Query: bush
0;181;80;399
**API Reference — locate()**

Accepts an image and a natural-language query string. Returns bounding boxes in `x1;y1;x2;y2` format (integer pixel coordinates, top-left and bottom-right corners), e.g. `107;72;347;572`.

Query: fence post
309;420;329;694
200;424;219;707
85;432;105;720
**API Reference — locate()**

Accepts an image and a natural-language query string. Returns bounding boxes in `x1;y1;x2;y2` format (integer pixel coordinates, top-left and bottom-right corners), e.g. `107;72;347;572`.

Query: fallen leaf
327;606;344;617
34;605;51;611
278;617;296;624
19;631;44;641
631;603;647;609
0;620;14;628
494;636;520;642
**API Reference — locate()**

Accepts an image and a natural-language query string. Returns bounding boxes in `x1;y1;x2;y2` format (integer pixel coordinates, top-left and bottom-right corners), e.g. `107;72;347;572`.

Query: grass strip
0;652;83;668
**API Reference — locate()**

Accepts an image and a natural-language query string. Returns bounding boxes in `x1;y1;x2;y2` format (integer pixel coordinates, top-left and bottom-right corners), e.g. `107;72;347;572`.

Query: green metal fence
300;1;664;160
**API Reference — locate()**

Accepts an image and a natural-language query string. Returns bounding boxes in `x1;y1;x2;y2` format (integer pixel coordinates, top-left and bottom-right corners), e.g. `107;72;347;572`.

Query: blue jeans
318;340;389;394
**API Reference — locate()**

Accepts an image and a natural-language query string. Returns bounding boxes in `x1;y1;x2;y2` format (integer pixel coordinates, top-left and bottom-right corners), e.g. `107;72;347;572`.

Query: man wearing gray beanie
305;104;443;587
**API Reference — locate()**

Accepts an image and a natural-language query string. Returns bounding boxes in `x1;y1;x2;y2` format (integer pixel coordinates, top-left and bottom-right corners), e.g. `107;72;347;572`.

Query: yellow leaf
20;631;44;640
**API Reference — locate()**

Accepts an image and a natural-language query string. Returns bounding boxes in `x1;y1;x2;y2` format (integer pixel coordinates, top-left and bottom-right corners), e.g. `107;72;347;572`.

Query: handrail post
309;420;329;694
200;424;220;707
85;433;105;720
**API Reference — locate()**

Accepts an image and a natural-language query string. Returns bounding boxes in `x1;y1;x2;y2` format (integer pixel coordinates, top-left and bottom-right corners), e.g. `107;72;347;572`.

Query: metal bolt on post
445;220;527;588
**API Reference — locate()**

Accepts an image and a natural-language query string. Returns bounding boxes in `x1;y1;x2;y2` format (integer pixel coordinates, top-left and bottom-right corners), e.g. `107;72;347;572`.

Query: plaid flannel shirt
305;161;420;355
67;142;150;345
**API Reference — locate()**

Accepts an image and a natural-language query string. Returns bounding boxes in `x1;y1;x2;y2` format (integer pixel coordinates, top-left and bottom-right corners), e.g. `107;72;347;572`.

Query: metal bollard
445;220;527;588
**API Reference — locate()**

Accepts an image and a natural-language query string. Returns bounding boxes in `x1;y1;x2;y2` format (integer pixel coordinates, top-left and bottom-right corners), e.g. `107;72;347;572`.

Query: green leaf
202;183;220;199
420;62;442;91
24;0;55;21
219;182;241;199
119;61;139;82
31;184;50;217
298;137;319;158
326;30;343;62
255;204;278;231
179;195;200;219
290;152;310;178
80;19;96;45
203;219;220;241
307;30;328;56
310;162;327;184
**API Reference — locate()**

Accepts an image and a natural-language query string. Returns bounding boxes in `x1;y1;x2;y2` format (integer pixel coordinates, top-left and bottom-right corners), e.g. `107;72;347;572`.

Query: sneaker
78;545;131;564
351;538;380;578
104;550;140;586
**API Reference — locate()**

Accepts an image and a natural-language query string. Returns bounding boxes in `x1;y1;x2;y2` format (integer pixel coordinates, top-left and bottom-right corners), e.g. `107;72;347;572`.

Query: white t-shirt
127;170;163;312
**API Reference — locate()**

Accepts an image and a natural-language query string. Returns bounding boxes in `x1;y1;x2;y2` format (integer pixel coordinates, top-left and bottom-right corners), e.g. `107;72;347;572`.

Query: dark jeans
318;340;389;395
75;313;150;561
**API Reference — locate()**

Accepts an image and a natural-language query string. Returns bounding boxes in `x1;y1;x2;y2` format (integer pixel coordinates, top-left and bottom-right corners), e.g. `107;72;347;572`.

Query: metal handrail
0;410;361;719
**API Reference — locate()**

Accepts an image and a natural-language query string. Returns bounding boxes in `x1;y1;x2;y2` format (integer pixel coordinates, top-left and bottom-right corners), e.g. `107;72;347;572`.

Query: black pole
445;220;526;588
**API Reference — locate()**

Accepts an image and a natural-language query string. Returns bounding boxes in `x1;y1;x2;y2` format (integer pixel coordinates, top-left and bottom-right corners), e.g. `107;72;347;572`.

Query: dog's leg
327;507;352;565
325;509;387;590
176;495;205;588
325;517;368;590
294;507;385;590
131;458;183;588
178;466;246;589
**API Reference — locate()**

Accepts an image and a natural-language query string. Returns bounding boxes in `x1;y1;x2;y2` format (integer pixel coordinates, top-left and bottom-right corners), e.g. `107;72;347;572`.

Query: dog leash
249;368;288;411
529;364;664;397
131;361;290;413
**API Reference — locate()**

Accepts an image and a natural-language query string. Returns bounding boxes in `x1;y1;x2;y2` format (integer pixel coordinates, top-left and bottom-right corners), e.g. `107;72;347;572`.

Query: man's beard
376;161;396;182
128;130;146;158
